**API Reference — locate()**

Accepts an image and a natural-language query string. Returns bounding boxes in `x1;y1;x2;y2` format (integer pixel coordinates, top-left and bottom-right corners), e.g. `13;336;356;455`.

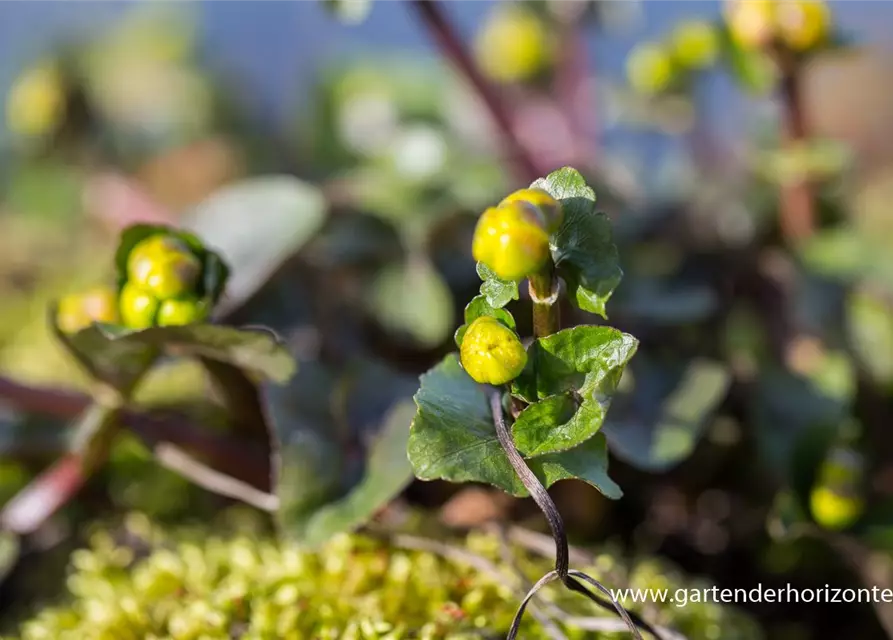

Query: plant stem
0;375;270;488
488;391;650;639
777;52;815;243
529;269;560;338
410;0;543;183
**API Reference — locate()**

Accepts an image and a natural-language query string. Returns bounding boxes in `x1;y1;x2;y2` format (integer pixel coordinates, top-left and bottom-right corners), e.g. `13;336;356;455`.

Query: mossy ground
8;511;761;640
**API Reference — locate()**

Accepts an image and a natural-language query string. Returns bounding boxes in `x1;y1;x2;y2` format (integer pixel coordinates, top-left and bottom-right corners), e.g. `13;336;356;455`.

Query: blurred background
1;1;893;638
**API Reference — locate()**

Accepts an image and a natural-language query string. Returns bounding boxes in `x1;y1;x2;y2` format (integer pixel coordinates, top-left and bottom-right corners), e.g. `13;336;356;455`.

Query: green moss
10;512;760;640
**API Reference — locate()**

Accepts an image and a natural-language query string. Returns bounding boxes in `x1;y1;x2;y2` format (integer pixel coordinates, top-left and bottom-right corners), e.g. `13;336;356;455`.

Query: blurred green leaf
720;26;777;95
300;400;415;547
799;227;869;282
4;161;84;221
407;355;622;499
454;295;516;348
184;176;327;314
534;167;622;318
267;358;417;545
602;358;731;472
511;326;638;457
367;257;453;348
847;290;893;389
0;531;19;583
56;320;294;391
477;262;519;309
322;0;372;24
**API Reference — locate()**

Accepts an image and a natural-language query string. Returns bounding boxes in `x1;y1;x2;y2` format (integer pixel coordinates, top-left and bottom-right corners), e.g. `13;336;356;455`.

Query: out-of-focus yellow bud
725;0;776;49
119;283;160;330
809;446;865;531
776;0;830;51
127;235;202;300
474;5;550;84
459;316;527;386
498;188;563;234
472;203;550;282
670;20;721;69
156;296;208;327
626;42;676;96
6;61;66;137
56;286;120;334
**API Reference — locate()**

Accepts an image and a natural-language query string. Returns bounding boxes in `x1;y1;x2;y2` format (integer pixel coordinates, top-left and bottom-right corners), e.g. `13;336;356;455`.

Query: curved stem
409;0;544;183
506;570;561;640
490;390;569;579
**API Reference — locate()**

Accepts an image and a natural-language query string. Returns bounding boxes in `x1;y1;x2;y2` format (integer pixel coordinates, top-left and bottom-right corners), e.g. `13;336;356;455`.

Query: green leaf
115;224;230;306
511;326;638;457
322;0;372;24
184;176;327;314
454;295;516;347
407;355;621;499
720;25;778;95
533;167;622;318
267;358;417;545
300;400;416;547
367;257;454;348
602;358;731;472
56;320;295;391
847;290;893;389
477;262;519;309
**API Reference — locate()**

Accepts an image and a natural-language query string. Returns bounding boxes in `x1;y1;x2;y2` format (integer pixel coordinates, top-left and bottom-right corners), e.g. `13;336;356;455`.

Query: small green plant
408;167;649;637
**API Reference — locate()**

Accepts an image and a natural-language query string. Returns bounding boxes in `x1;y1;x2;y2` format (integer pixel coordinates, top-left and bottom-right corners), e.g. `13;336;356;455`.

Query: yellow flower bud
119;283;160;330
56;286;120;334
472;203;550;282
625;42;676;96
474;5;550;84
156;296;208;327
810;486;863;531
499;188;563;233
6;61;66;138
725;0;776;50
459;316;527;386
670;20;720;69
776;0;830;52
127;234;202;300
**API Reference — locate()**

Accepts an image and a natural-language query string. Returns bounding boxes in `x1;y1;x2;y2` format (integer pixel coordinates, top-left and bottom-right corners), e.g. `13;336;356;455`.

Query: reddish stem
1;454;86;534
410;0;544;183
0;375;270;491
778;58;815;243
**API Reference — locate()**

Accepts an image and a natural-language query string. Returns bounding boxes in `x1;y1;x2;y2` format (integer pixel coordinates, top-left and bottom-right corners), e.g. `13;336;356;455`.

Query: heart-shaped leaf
266;358;417;545
602;358;731;472
183;176;327;315
477;262;519;309
510;326;638;457
407;354;622;499
454;295;516;347
532;167;622;318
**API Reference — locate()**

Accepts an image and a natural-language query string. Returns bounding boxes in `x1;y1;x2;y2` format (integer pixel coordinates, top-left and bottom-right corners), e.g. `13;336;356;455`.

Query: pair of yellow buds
461;188;563;386
725;0;830;52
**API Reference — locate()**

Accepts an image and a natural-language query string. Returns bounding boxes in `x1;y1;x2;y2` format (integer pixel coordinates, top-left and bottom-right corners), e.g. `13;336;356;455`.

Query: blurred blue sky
0;1;890;144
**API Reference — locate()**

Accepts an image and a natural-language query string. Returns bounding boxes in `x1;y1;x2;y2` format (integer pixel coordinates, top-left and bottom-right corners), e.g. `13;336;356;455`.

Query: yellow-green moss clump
11;513;760;640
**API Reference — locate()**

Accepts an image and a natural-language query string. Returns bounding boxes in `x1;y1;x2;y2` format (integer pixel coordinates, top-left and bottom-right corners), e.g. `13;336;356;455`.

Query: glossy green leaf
602;358;731;472
533;167;622;318
477;262;519;309
407;355;622;499
368;258;454;348
184;176;327;315
454;295;516;347
511;326;638;457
